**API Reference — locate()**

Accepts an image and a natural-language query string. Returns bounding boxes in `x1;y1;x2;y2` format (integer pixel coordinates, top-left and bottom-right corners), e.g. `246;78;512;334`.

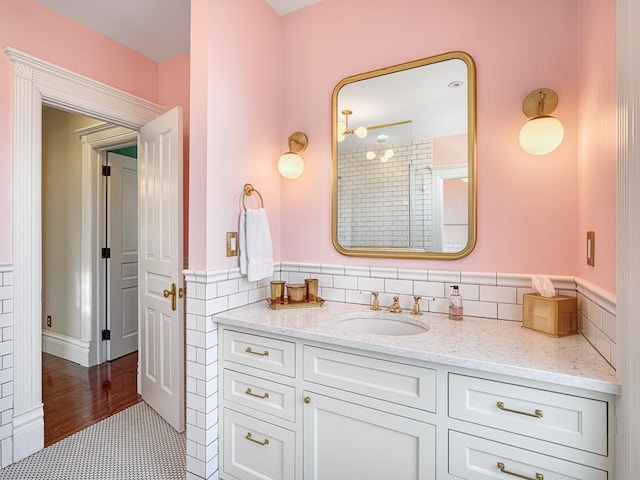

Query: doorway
8;48;185;462
41;108;141;444
41;109;140;368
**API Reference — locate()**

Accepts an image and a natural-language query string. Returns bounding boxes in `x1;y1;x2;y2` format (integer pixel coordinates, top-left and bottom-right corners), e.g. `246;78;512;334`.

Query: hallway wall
42;109;99;345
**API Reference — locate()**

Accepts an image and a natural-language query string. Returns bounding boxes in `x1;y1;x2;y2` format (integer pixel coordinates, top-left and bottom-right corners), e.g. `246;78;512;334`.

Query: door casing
6;47;165;462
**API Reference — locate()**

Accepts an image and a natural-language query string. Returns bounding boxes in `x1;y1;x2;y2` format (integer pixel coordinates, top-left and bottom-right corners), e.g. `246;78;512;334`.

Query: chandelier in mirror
337;109;368;142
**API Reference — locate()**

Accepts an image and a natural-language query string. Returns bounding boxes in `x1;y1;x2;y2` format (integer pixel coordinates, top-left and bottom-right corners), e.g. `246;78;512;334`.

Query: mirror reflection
332;52;476;259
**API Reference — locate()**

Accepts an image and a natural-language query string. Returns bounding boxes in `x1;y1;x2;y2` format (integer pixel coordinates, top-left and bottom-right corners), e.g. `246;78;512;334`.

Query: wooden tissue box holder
522;293;578;337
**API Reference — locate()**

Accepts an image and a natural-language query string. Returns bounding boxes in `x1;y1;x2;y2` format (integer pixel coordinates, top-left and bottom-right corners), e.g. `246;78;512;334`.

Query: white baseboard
42;331;91;367
12;405;43;462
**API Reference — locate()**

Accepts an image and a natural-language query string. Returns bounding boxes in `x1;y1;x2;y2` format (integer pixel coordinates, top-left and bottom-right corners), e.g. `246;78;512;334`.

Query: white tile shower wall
183;268;268;480
337;140;433;249
0;264;13;468
576;278;617;369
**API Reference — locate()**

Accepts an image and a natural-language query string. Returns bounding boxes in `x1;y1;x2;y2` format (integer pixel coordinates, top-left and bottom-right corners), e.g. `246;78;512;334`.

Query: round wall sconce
518;88;565;155
278;131;308;179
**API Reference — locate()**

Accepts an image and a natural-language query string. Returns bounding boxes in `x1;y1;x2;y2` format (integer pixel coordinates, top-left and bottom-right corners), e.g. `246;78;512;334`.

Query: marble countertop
213;300;621;395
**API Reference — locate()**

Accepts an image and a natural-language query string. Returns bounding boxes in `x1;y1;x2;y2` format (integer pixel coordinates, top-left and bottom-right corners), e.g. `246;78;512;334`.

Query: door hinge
102;165;111;176
101;247;111;259
101;329;111;341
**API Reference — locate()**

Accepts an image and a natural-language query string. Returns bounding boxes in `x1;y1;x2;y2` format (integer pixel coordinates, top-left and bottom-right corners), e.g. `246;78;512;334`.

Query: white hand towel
239;210;248;275
239;208;274;282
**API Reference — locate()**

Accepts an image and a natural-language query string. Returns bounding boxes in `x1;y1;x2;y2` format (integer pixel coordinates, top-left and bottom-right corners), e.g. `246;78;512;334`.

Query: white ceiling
267;0;322;15
37;0;321;63
338;59;469;150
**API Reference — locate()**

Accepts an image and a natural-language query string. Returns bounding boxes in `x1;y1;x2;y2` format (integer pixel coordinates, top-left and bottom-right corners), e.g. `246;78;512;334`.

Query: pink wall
189;0;283;271
159;53;191;260
577;0;617;293
0;0;160;262
279;0;585;278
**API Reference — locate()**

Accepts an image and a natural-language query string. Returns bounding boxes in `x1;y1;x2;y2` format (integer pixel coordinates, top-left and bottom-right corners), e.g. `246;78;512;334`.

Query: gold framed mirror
332;51;477;260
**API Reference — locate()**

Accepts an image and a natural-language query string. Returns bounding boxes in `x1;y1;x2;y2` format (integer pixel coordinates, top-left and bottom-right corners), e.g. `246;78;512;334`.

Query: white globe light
385;149;394;159
277;152;304;179
380;155;389;163
519;116;565;155
366;151;376;160
355;126;368;139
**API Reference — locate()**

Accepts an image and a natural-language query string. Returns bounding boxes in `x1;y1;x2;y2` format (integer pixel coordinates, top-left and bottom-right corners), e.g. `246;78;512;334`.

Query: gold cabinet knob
304;396;311;404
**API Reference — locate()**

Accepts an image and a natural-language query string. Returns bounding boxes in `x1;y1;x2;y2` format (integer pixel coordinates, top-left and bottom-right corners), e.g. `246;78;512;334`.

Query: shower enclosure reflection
337;127;468;252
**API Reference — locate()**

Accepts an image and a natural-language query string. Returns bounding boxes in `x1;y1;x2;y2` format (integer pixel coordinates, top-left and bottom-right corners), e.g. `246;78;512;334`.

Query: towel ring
242;183;264;210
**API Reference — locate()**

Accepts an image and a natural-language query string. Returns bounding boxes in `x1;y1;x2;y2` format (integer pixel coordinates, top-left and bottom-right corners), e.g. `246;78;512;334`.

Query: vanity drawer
304;345;436;412
223;329;295;377
448;430;607;480
223;369;296;422
222;408;295;480
449;374;608;455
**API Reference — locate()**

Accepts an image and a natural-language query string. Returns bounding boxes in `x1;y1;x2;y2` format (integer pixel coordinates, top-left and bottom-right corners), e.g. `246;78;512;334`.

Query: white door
138;107;185;432
107;152;139;360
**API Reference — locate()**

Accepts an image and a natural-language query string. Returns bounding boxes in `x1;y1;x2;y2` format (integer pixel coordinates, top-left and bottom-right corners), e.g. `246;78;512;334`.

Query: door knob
163;283;177;311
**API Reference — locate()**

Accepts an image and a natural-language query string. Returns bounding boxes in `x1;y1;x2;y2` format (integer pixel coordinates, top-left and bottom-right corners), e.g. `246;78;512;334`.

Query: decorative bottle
449;285;463;320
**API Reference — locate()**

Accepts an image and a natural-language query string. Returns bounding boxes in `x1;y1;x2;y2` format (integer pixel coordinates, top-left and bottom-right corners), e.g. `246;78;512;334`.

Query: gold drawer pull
245;432;269;446
497;462;543;480
245;387;269;399
245;346;269;356
497;401;543;418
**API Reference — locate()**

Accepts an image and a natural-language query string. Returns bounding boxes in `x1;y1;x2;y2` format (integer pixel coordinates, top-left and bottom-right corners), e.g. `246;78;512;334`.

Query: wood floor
42;352;141;447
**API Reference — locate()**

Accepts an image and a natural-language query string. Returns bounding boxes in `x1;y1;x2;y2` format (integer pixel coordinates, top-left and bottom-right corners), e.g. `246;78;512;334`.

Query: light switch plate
587;231;595;266
226;232;238;257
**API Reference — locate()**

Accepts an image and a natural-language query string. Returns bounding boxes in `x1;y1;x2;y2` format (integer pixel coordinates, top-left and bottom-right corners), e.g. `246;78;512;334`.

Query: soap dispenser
449;285;463;320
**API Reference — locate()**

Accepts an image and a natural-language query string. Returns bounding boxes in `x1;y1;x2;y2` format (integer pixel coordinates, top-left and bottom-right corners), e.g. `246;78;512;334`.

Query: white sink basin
337;312;429;336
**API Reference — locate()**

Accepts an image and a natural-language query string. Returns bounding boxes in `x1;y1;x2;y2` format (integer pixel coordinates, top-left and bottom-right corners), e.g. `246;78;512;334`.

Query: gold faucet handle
371;292;381;310
411;296;423;316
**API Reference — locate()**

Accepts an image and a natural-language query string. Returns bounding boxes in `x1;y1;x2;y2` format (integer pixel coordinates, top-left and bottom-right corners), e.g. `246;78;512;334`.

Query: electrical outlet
46;315;52;328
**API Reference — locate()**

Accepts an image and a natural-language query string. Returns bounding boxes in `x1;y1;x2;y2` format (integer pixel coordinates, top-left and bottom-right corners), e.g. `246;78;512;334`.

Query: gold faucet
410;296;423;316
370;292;381;311
387;296;402;313
361;291;381;310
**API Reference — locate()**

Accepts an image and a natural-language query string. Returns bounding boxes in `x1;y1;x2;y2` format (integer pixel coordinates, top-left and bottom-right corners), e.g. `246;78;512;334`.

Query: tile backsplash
276;263;576;323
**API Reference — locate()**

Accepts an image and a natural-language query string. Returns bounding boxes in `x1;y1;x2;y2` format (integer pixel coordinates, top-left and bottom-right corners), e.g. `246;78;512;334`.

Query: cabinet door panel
449;431;607;480
303;391;435;480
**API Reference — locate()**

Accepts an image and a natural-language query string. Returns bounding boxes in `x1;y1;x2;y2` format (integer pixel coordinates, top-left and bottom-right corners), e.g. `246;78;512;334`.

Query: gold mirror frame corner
331;51;477;260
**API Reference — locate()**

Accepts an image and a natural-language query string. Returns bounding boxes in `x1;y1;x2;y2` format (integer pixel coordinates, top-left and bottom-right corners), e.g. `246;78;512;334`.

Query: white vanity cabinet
217;325;616;480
